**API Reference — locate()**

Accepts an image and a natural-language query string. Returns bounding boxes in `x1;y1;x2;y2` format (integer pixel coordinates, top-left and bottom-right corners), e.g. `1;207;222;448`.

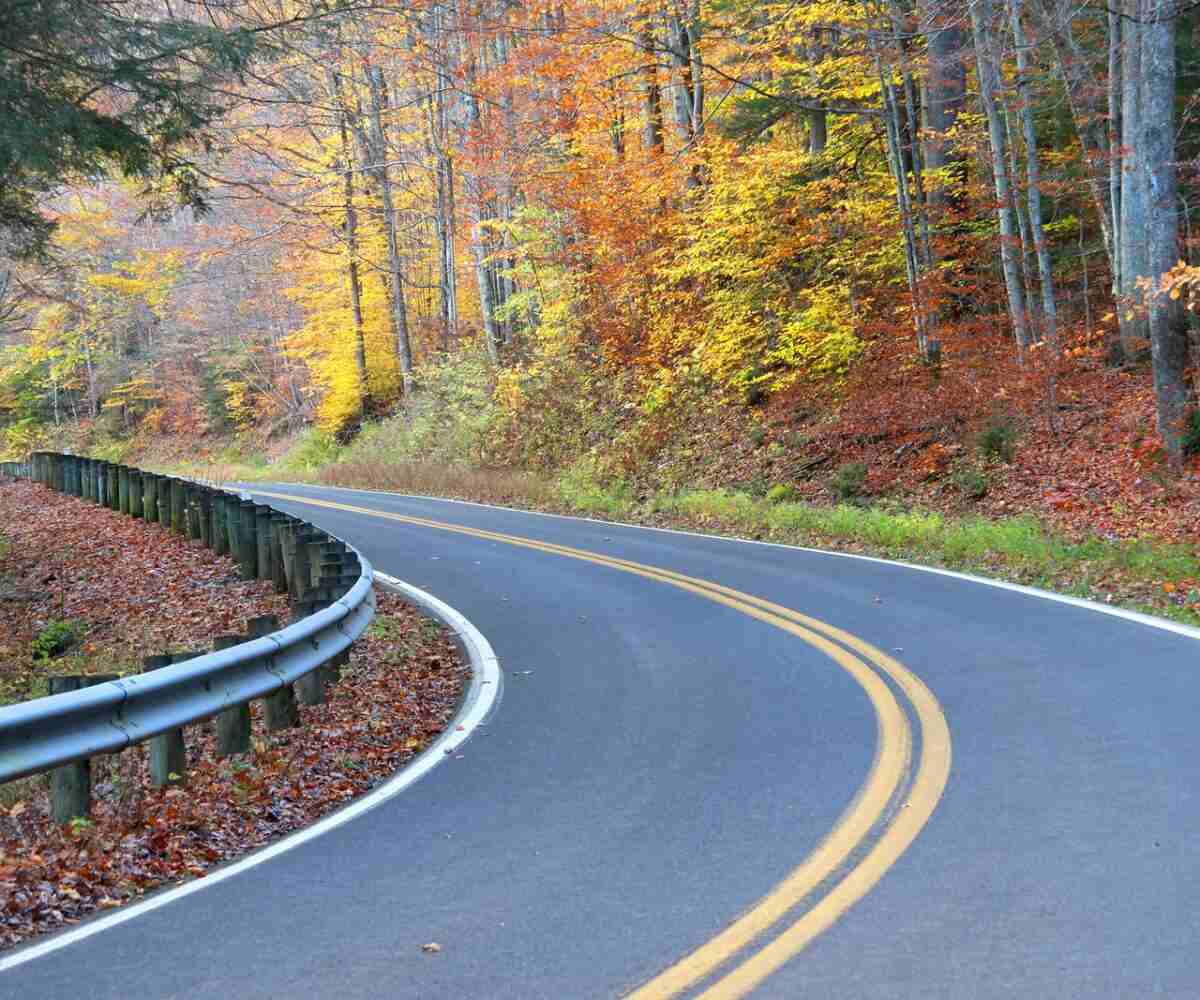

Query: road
5;483;1198;998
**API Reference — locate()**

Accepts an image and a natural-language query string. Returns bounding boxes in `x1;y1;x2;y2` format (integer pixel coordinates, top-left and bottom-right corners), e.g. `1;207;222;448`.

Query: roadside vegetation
164;397;1200;630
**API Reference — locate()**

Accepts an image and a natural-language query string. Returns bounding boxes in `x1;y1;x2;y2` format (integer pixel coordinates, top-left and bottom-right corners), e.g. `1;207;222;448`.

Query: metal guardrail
0;452;375;818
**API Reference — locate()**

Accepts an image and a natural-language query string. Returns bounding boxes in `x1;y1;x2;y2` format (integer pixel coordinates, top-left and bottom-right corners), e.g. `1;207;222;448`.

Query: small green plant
766;483;798;504
31;619;80;661
978;416;1019;462
830;462;868;500
68;816;94;835
1182;409;1200;457
952;465;989;500
748;425;767;447
368;615;405;641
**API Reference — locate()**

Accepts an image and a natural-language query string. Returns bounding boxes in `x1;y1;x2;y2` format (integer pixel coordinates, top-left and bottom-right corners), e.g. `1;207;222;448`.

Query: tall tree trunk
1034;0;1114;270
1106;2;1125;362
969;0;1032;354
365;62;414;394
457;7;502;363
920;0;966;205
639;7;664;151
327;68;370;415
688;0;704;137
872;32;931;357
1141;0;1191;463
667;12;694;144
1005;103;1040;332
1008;0;1058;354
1118;0;1149;357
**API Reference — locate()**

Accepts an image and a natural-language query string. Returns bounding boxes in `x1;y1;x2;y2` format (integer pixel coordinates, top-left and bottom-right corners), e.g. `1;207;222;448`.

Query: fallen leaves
0;479;289;703
0;582;466;951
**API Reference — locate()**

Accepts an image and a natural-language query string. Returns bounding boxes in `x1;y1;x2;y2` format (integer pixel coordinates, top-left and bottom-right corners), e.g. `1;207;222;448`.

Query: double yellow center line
255;490;952;999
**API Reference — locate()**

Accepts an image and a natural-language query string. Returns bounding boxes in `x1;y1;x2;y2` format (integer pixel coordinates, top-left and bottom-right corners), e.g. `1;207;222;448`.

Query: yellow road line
255;489;951;999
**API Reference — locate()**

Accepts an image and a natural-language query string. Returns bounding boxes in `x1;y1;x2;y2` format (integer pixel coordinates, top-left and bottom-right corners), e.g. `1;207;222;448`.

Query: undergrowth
174;436;1200;629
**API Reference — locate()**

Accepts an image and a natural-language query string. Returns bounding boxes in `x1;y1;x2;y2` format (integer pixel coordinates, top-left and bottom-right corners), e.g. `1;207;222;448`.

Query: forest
1;0;1199;549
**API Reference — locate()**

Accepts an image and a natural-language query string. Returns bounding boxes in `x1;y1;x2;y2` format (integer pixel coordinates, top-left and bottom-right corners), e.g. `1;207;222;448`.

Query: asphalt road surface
5;484;1198;999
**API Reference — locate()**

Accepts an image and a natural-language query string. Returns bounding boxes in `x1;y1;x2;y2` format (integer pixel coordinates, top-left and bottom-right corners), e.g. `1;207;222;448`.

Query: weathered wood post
254;506;274;583
252;614;299;731
47;674;118;823
235;500;259;579
185;484;203;541
269;514;290;594
288;527;318;603
128;470;143;518
143;473;159;524
157;475;172;526
117;465;130;514
196;488;212;547
278;519;298;596
170;478;186;534
143;654;187;787
51;453;64;491
209;491;227;555
81;458;93;501
107;463;120;511
294;658;325;705
212;635;252;757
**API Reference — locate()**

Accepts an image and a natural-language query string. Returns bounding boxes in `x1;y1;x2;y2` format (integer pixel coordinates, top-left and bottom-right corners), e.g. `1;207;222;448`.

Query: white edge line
250;479;1200;643
0;573;502;974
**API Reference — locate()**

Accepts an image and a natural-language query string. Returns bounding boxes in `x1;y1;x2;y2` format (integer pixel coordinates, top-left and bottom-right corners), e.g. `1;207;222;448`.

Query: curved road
4;484;1198;998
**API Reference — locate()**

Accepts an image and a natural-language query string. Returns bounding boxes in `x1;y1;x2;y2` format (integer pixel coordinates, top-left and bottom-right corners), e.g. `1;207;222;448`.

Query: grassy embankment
165;421;1200;630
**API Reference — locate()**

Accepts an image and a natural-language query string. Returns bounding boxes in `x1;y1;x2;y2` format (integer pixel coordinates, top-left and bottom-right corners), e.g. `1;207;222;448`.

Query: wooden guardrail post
269;514;290;594
212;635;252;757
129;469;143;518
185;484;202;540
143;654;186;787
108;463;120;511
288;528;318;602
206;489;223;554
144;472;159;523
169;478;186;534
295;657;325;705
47;674;119;823
235;500;259;579
252;614;299;731
196;487;212;546
210;491;228;555
254;506;274;583
158;475;173;526
117;465;130;514
224;494;240;556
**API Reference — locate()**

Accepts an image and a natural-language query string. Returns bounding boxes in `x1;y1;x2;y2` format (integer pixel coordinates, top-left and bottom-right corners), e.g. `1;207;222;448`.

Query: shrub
31;620;80;661
280;428;340;472
952;465;989;499
748;425;767;447
829;462;868;500
978;416;1019;463
766;483;798;504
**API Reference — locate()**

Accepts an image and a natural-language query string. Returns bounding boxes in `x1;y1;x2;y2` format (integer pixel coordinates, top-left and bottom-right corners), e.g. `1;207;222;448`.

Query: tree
0;0;258;257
